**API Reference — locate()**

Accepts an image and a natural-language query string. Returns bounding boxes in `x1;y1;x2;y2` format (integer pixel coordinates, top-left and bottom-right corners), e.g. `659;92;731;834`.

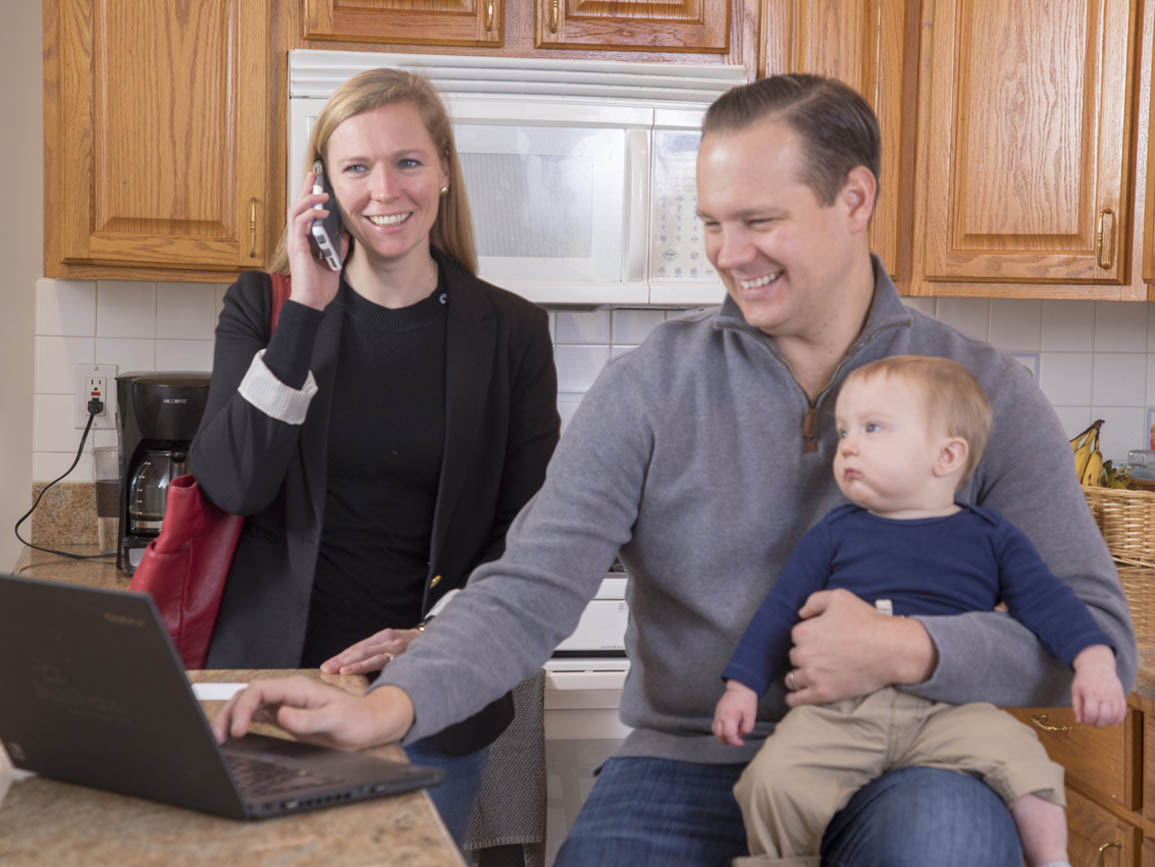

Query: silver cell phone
310;159;342;272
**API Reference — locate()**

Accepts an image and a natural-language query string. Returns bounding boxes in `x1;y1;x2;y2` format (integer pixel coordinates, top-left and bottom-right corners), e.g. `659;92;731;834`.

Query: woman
188;67;560;843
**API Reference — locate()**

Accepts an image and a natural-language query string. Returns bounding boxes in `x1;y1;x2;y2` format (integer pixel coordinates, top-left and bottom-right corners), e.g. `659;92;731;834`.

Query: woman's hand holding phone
285;166;346;311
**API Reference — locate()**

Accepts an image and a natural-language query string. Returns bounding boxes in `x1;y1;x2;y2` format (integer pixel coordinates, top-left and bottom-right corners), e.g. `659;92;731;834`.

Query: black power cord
14;395;117;561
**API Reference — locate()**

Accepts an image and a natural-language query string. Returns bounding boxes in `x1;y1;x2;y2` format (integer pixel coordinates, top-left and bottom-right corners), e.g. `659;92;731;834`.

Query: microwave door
454;122;649;305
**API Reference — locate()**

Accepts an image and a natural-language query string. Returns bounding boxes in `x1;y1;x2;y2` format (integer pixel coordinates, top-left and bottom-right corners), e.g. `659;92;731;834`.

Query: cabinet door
46;0;270;274
303;0;502;47
1066;787;1140;867
920;0;1135;283
761;0;918;281
535;0;729;52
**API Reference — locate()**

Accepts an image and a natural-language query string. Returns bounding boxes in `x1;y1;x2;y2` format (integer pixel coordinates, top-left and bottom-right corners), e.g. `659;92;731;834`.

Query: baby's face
832;374;945;516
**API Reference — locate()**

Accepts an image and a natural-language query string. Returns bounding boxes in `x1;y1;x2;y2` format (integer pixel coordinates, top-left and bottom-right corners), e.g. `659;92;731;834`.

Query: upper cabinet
304;0;730;53
916;0;1138;291
761;0;919;282
44;0;272;281
303;0;503;48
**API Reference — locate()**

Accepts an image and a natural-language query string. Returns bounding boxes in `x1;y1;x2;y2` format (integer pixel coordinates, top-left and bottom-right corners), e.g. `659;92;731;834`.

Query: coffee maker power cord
13;401;116;561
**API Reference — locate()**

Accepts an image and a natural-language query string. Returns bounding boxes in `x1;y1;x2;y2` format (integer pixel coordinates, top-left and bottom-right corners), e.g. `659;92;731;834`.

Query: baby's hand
1071;645;1126;727
712;680;758;747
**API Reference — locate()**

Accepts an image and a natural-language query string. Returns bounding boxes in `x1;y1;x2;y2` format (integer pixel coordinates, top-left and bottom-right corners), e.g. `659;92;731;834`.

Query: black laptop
0;574;444;819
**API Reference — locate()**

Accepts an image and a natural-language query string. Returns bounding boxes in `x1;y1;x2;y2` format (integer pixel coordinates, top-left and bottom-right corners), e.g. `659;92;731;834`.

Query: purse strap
269;272;291;334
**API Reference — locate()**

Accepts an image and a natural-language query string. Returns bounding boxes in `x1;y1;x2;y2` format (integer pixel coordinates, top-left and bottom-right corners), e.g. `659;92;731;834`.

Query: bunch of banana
1071;419;1105;486
1102;460;1133;489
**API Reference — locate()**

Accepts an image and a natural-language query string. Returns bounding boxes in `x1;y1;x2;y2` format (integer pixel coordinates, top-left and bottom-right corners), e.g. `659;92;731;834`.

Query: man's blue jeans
555;757;1023;866
404;738;490;848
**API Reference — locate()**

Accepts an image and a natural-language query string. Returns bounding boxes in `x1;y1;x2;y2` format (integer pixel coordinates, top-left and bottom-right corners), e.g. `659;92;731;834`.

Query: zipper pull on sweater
802;407;818;453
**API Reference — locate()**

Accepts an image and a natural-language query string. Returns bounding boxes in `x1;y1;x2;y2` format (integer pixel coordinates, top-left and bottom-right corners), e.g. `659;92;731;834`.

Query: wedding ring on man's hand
384;652;395;664
786;670;797;691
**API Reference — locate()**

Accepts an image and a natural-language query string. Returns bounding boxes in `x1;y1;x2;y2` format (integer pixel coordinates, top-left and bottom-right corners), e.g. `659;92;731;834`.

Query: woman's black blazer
188;249;560;753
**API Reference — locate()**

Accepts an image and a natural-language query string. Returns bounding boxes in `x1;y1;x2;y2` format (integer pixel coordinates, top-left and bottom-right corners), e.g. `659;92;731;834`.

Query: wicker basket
1116;563;1155;647
1082;485;1155;568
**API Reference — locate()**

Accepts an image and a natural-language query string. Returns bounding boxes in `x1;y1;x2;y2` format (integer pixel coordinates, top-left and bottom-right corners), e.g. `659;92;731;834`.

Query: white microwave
288;51;748;306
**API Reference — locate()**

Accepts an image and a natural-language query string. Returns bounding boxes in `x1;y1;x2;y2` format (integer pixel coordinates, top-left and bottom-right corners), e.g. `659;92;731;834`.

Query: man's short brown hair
703;74;880;208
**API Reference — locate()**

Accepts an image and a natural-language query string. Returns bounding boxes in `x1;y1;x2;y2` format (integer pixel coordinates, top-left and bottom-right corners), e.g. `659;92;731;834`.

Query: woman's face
323;101;449;270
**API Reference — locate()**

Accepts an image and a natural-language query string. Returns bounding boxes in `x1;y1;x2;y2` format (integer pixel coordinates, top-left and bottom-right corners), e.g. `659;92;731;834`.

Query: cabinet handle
1028;713;1070;733
1097;840;1121;866
485;0;493;30
550;0;558;32
1095;208;1114;270
249;197;258;259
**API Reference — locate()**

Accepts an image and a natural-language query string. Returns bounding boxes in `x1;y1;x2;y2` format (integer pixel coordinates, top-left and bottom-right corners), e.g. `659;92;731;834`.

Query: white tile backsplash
27;277;1155;477
155;339;214;371
95;338;155;375
611;309;666;345
34;336;94;394
157;283;219;340
554;344;611;392
97;281;156;338
935;298;989;340
1090;353;1146;406
1094;301;1149;353
1041;300;1096;351
35;278;96;337
988;300;1042;351
1037;352;1094;405
555;310;612;344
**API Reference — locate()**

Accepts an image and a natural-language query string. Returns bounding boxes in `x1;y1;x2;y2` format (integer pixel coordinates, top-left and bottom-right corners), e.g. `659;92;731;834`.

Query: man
215;75;1135;865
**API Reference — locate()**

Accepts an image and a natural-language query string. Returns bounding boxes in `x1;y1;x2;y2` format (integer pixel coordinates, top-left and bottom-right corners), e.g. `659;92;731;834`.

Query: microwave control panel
650;130;717;284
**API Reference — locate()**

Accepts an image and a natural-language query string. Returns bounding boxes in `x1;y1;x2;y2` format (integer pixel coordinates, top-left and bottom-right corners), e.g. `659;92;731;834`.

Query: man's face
696;118;864;339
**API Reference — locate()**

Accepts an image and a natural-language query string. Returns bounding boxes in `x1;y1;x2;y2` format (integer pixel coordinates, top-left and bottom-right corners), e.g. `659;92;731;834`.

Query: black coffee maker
116;372;212;574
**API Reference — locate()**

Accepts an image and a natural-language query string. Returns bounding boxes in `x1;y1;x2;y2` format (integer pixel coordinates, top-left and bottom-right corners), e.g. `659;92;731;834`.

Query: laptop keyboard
226;753;343;797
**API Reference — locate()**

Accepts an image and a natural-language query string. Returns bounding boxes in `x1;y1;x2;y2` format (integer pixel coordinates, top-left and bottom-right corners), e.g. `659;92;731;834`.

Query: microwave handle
625;128;650;284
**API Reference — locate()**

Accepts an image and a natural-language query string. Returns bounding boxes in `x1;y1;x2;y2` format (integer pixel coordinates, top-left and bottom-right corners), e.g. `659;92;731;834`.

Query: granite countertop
2;549;465;867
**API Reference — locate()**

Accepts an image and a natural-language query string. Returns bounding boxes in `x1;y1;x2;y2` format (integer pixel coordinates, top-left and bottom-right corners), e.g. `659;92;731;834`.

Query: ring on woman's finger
383;651;395;663
786;670;797;691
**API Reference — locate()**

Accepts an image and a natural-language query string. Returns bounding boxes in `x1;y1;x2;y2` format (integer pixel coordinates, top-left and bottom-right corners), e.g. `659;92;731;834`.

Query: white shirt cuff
237;349;318;425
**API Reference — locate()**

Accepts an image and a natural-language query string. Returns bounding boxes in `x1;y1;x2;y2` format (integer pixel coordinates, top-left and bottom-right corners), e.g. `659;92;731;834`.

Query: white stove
542;574;631;866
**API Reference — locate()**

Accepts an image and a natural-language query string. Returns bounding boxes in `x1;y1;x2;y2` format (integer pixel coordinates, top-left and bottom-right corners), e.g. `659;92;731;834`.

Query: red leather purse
130;273;292;668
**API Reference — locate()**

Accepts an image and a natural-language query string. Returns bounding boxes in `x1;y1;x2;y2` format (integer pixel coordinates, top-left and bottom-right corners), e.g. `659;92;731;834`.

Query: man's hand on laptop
211;676;415;751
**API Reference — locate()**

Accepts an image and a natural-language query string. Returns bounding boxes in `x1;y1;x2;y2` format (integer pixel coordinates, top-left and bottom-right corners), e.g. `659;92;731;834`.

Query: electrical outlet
75;363;118;430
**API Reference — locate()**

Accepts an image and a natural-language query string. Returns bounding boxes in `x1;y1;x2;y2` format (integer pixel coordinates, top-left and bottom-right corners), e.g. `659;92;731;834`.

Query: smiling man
213;75;1135;866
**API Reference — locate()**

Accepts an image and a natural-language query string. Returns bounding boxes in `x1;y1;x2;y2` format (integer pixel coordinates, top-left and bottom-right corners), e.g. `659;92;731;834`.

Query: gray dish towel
465;670;547;867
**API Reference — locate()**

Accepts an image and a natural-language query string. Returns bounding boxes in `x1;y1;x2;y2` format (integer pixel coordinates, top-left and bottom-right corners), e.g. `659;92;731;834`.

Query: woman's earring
439;185;449;197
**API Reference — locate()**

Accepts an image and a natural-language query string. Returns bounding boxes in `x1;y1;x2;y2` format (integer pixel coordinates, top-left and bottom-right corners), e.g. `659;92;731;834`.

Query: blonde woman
189;68;560;843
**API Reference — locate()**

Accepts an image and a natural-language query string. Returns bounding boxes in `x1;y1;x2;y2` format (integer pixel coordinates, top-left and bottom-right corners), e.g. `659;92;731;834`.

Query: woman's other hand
211;676;414;750
320;627;422;675
286;169;347;311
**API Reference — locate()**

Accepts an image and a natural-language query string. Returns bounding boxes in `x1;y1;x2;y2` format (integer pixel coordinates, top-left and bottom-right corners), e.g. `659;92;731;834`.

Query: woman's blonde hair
841;355;993;487
269;67;477;275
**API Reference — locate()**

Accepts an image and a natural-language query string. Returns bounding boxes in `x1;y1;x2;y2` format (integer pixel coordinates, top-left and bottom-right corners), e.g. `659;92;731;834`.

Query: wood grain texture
1066;786;1141;867
47;0;270;273
920;0;1135;283
759;0;919;284
1005;705;1139;809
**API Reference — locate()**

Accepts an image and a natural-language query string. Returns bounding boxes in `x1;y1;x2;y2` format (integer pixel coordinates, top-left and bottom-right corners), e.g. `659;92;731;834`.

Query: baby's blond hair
841;355;993;487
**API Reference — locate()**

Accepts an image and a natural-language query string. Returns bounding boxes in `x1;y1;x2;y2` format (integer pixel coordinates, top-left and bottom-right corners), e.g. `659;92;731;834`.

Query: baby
713;354;1126;867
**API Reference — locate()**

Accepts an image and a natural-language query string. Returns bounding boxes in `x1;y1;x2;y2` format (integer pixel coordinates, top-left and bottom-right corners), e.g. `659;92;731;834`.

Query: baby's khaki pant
732;687;1065;864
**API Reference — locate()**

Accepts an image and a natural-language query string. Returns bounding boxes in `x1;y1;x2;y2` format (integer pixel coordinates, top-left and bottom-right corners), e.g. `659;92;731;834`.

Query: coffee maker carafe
116;372;211;574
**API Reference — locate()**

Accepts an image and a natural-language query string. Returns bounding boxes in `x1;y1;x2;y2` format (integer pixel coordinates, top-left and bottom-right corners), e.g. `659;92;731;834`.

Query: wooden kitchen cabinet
916;0;1137;288
43;0;272;281
1005;702;1151;865
760;0;919;283
303;0;503;48
304;0;730;53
